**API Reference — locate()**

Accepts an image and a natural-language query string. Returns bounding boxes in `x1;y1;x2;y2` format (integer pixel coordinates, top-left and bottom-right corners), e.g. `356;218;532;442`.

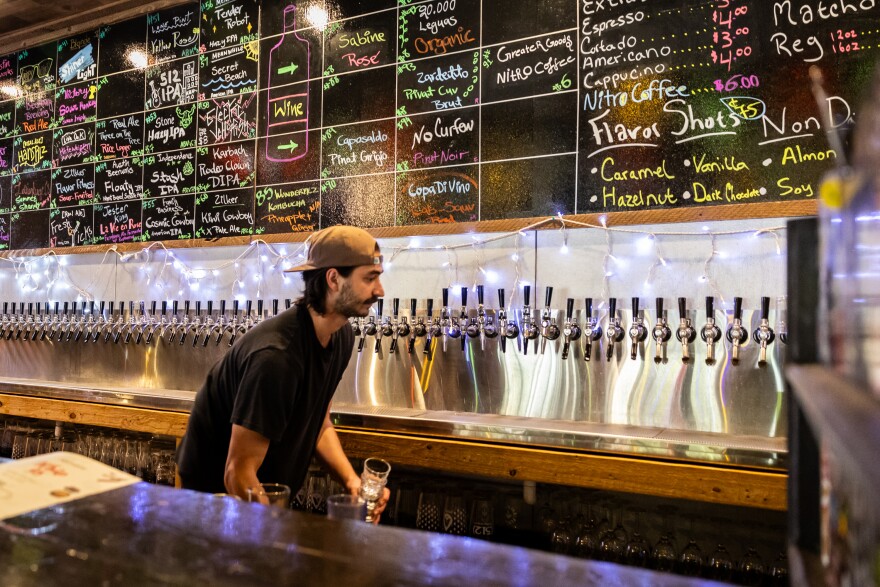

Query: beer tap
122;301;136;344
166;301;180;344
90;302;105;342
21;302;34;342
285;299;292;310
33;302;46;341
540;287;560;354
376;298;390;353
777;297;788;344
213;300;228;345
200;301;215;347
457;287;468;351
675;297;696;363
229;300;248;346
752;296;776;366
700;296;722;365
605;298;624;361
561;298;581;360
425;298;440;358
407;299;423;354
191;301;204;346
521;285;539;355
358;301;377;353
628;298;647;360
103;302;116;342
63;301;79;342
178;301;192;345
13;302;26;340
469;285;497;352
145;302;162;345
497;289;519;354
349;312;362;338
8;302;21;340
50;302;67;342
465;287;481;342
131;302;146;344
389;298;410;354
440;288;459;353
71;301;86;342
726;296;747;365
652;298;671;364
0;302;9;338
77;302;94;343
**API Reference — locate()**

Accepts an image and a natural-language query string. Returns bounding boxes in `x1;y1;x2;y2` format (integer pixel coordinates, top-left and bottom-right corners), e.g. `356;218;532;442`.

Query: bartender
177;225;389;519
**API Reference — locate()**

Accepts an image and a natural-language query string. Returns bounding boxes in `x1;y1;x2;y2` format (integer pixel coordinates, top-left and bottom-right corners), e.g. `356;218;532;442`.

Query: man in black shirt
177;226;389;518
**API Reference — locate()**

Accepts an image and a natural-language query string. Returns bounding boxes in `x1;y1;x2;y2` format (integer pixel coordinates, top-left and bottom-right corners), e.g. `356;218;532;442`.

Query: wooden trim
0;393;189;437
0;393;787;510
336;428;788;511
0;200;815;258
0;1;193;56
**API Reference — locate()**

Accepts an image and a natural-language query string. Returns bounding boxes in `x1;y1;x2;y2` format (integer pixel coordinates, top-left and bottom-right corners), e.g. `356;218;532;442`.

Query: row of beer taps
0;299;293;347
353;286;785;366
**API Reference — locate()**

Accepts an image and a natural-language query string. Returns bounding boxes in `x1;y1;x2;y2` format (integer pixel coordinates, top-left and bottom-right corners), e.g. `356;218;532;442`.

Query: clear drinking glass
358;457;390;523
739;547;765;586
326;494;367;521
306;473;328;514
442;495;467;536
470;496;495;539
416;491;442;532
707;544;734;581
247;483;291;508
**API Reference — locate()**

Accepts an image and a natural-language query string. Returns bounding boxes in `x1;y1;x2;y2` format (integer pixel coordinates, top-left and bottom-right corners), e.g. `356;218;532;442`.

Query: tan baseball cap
285;226;382;272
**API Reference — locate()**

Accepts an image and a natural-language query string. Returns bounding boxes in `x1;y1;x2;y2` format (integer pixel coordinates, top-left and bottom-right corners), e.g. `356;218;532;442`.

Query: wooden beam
0;393;788;510
336;428;788;511
0;393;189;437
0;200;815;258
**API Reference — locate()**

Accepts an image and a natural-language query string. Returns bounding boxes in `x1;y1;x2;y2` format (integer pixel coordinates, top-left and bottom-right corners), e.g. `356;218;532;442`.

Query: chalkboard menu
0;0;876;250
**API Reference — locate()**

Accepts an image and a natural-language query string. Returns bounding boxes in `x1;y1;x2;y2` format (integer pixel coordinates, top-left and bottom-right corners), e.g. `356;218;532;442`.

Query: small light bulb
560;244;569;254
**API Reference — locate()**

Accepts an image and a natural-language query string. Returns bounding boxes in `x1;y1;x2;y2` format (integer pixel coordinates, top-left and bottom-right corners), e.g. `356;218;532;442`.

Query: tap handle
220;300;226;316
63;302;69;314
246;300;252;316
27;302;32;314
608;297;616;319
442;288;449;307
195;301;202;315
706;296;714;319
108;301;114;315
545;286;553;308
257;299;263;317
88;301;95;315
410;298;417;318
207;300;213;315
656;297;664;319
427;298;434;317
477;285;484;306
566;298;574;321
233;300;239;315
460;287;467;308
184;300;190;316
161;301;167;315
173;300;179;316
377;298;384;317
733;296;743;320
285;298;292;309
523;285;531;307
81;301;87;313
2;302;6;314
393;298;400;317
45;302;51;314
149;300;156;315
585;298;593;320
498;289;505;309
273;299;279;315
37;303;43;316
678;297;687;319
27;302;33;314
632;297;640;317
761;296;770;320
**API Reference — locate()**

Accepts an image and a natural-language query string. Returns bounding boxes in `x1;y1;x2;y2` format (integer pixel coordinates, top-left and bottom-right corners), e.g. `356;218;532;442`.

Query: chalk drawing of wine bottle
265;4;309;162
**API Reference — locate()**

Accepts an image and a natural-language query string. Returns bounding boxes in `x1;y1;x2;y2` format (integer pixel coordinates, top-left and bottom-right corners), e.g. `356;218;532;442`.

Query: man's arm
224;424;270;499
315;407;360;492
315;406;390;522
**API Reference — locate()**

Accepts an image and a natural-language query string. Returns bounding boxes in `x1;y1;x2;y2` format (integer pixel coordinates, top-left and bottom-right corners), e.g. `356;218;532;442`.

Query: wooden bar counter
0;482;730;586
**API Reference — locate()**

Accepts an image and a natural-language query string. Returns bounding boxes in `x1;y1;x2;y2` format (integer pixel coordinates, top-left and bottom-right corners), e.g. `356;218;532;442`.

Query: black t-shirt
177;303;354;494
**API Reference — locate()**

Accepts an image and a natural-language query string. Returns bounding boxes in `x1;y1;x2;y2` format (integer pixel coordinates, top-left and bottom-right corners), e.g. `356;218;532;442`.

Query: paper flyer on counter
0;451;140;520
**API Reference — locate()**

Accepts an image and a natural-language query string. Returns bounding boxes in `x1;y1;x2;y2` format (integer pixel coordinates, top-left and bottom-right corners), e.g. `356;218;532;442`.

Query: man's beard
334;281;376;318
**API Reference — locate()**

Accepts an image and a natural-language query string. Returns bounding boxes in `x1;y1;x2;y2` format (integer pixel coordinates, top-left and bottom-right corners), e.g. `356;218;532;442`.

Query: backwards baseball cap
284;225;382;272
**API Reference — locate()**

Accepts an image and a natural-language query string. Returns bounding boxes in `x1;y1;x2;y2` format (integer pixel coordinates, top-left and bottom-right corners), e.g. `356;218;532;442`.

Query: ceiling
0;0;191;56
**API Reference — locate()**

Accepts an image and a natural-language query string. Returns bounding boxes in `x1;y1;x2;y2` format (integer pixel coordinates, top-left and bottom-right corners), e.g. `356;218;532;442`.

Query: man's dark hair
296;266;356;314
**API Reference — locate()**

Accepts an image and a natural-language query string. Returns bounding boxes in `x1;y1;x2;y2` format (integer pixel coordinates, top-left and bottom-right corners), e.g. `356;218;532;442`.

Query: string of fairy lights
0;215;786;312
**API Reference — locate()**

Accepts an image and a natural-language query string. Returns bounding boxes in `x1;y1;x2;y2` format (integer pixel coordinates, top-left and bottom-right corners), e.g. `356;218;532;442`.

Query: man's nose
374;279;385;298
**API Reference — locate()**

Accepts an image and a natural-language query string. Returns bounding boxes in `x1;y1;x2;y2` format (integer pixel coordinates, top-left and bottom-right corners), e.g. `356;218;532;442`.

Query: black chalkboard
0;0;874;249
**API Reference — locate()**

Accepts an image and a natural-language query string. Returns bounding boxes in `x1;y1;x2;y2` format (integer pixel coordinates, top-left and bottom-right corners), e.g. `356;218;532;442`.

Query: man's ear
325;268;341;293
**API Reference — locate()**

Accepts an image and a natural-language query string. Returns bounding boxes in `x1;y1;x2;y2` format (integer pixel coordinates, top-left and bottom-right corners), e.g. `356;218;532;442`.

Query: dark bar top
0;483;728;586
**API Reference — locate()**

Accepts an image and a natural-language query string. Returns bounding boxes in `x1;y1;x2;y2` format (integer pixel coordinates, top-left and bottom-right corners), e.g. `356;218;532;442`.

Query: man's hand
346;475;391;524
